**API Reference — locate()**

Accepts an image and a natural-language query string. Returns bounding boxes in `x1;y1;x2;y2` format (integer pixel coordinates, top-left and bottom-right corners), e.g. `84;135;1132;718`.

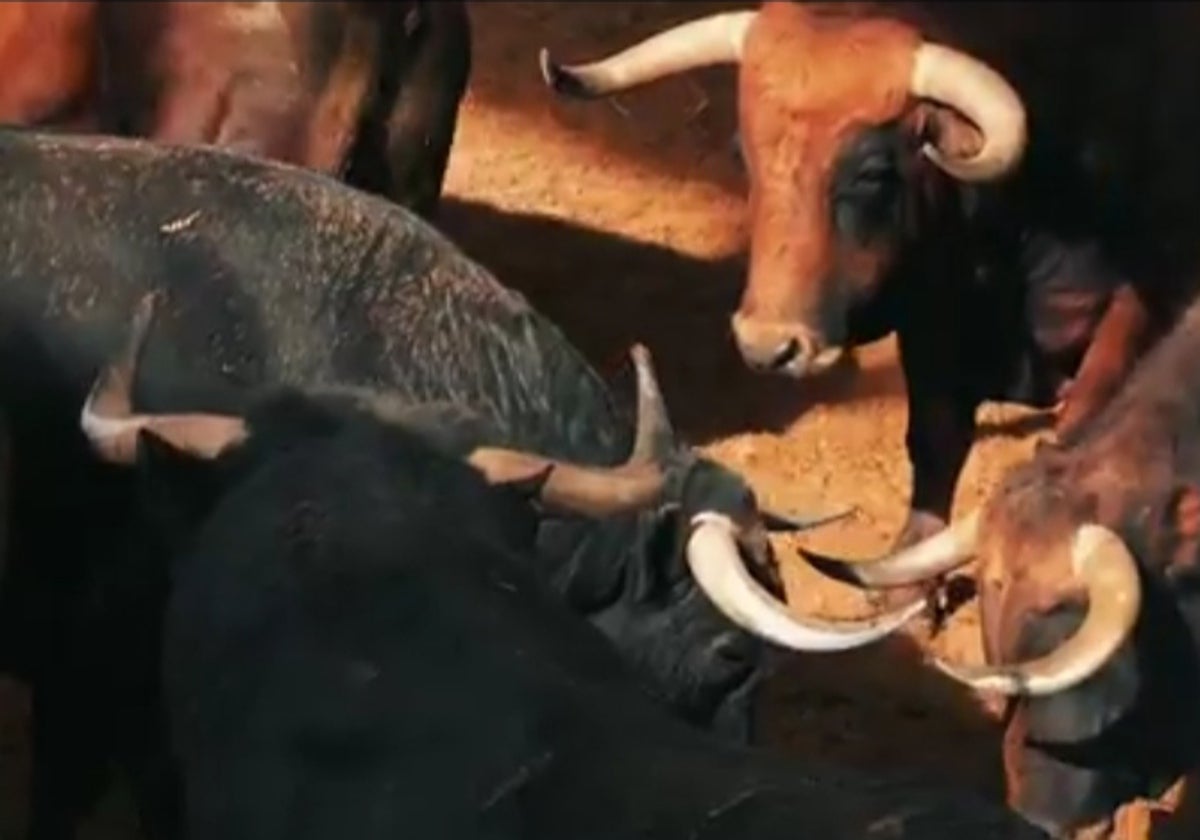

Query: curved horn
933;524;1141;696
80;292;248;464
539;11;757;98
629;343;675;463
910;43;1027;181
801;510;981;589
467;344;674;517
468;448;665;518
687;513;926;652
762;505;856;534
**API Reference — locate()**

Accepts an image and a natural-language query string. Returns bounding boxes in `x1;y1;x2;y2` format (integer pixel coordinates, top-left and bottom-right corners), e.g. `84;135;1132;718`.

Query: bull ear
1165;482;1200;580
910;103;984;164
133;429;225;557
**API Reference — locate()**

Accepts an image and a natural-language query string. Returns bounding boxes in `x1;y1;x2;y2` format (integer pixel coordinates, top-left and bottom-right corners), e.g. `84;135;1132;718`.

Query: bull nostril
766;338;801;371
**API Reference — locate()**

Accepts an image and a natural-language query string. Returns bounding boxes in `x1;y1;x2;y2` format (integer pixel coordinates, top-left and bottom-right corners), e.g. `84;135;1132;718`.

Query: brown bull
539;2;1200;562
0;1;470;216
810;295;1200;836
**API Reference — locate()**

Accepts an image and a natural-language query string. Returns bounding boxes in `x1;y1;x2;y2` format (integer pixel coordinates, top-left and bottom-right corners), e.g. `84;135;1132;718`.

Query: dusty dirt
0;3;1190;839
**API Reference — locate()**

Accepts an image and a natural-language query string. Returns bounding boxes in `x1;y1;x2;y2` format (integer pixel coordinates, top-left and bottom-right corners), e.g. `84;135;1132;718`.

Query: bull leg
1054;283;1152;439
27;681;110;840
124;743;181;840
365;1;472;218
876;321;980;625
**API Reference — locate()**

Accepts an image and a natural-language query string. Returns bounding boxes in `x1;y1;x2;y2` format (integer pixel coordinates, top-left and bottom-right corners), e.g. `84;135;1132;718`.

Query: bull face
540;2;1027;378
802;436;1200;834
591;458;772;739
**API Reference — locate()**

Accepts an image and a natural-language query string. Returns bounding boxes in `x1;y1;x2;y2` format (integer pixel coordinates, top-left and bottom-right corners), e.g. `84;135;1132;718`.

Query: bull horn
628;343;675;463
687;512;926;651
762;505;856;533
801;510;981;589
467;344;672;517
933;524;1142;696
539;11;757;98
909;42;1028;181
80;292;248;464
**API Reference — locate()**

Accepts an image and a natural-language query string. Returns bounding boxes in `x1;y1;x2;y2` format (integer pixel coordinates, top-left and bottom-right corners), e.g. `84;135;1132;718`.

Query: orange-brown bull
0;1;470;217
539;2;1200;564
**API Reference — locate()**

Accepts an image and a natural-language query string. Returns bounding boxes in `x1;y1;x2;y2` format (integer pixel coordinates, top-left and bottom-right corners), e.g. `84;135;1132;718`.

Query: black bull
0;127;907;836
79;340;1050;838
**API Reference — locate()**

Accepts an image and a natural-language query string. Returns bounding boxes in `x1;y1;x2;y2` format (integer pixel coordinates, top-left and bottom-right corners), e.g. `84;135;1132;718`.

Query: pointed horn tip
796;546;873;589
629;343;662;386
125;289;167;351
763;505;858;533
537;48;596;99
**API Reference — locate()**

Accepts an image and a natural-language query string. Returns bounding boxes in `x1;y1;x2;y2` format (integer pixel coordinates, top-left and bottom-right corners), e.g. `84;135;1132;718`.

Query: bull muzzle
730;312;845;379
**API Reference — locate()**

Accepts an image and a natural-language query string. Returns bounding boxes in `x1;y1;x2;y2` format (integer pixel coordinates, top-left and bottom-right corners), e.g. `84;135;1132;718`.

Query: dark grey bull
72;298;1049;839
0;127;910;837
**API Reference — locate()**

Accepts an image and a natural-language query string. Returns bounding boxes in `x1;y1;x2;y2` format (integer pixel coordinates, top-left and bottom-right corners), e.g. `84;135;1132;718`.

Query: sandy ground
0;3;1190;838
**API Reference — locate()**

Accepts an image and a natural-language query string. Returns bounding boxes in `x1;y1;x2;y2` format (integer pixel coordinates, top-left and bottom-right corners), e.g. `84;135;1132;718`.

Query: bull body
0;128;784;836
800;273;1200;835
541;2;1200;556
115;383;1049;839
0;1;470;216
938;297;1200;836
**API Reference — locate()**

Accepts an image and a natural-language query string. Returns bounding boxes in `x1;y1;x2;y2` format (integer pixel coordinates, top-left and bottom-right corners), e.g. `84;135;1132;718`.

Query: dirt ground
0;3;1190;838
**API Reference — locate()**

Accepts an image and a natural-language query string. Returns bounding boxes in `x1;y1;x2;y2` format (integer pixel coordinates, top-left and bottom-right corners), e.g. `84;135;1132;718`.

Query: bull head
81;292;921;654
800;500;1142;697
539;3;1027;377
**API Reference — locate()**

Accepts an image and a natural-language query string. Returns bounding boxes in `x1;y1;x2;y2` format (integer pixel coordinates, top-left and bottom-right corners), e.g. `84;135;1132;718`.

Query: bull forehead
739;4;919;146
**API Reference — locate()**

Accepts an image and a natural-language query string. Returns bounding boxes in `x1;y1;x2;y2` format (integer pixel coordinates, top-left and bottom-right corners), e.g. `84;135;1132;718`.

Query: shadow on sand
439;197;908;446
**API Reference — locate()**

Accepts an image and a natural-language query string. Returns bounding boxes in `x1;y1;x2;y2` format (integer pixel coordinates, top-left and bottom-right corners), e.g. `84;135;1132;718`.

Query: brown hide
0;2;463;191
97;1;385;173
0;2;96;127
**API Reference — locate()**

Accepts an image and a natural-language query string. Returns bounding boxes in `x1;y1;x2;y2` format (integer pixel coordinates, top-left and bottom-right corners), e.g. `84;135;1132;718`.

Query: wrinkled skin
0;1;471;217
0;129;768;837
130;394;1049;839
958;298;1200;835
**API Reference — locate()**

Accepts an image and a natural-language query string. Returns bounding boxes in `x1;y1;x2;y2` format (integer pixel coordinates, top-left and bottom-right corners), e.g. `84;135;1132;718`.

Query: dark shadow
463;2;746;196
757;626;1009;801
1150;773;1200;839
439;197;907;444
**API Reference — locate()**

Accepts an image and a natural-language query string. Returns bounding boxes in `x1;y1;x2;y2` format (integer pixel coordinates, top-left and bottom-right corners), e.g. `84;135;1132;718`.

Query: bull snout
730;312;845;378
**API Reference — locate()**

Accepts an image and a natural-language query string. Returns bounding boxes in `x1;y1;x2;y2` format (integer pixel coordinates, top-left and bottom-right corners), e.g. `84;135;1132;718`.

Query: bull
0;1;470;216
538;2;1200;562
0;127;903;837
804;293;1200;835
74;294;1050;839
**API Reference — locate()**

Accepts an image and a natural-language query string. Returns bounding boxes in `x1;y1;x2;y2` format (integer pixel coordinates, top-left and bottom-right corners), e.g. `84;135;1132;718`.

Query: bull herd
3;2;1200;840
